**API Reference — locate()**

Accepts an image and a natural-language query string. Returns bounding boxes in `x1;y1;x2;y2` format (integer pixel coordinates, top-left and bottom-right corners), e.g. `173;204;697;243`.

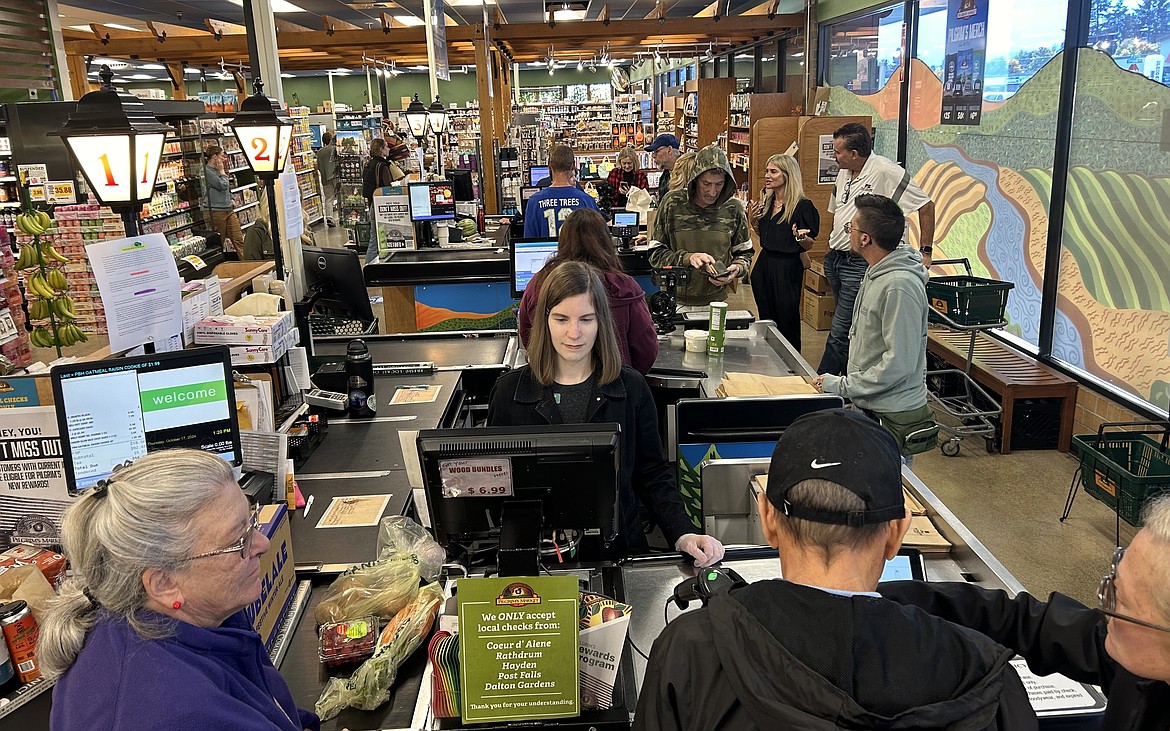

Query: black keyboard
308;314;373;337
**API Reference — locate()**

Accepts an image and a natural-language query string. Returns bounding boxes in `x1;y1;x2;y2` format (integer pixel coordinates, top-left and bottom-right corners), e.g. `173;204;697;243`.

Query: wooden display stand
726;92;795;190
679;78;737;153
749;115;870;258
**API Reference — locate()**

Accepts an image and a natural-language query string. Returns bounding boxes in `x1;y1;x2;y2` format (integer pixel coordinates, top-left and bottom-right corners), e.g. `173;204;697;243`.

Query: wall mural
827;51;1170;412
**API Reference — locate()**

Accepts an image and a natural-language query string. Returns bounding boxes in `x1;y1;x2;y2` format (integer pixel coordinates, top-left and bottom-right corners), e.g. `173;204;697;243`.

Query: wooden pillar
379;286;418;333
66;54;91;99
804;2;818;113
475;29;499;215
166;63;188;100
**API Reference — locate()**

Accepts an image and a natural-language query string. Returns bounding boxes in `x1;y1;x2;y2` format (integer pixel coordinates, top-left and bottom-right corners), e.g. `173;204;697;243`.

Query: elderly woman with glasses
880;494;1170;730
39;449;318;731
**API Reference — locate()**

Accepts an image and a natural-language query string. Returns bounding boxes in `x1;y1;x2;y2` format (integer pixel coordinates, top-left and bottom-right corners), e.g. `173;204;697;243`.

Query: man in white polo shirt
818;123;935;376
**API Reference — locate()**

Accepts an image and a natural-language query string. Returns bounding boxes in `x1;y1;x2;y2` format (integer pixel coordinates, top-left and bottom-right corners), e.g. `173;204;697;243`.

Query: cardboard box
195;311;293;346
802;288;836;330
0;544;67;587
803;267;831;296
807;255;826;278
244;503;296;652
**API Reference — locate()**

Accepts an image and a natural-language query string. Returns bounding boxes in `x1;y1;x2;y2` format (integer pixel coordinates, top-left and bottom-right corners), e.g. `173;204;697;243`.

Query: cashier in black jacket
488;261;723;566
882;494;1170;731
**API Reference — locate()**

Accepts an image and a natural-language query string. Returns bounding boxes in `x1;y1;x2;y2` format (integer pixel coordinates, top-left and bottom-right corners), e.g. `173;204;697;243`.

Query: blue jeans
817;249;869;376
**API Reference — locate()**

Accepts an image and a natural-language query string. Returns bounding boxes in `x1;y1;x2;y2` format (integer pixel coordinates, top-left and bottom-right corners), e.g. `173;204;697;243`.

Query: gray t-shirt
552;377;595;424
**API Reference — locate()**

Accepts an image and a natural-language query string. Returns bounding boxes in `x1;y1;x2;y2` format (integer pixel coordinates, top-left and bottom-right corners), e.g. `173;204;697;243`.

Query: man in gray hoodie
813;194;932;457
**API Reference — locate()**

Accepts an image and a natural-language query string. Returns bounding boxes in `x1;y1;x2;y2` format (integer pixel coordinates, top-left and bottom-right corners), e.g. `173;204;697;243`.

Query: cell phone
707;263;731;279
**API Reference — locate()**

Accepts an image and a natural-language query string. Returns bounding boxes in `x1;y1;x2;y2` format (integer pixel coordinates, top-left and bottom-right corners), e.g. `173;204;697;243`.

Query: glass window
784;35;807;109
822;3;905;159
1056;0;1170;412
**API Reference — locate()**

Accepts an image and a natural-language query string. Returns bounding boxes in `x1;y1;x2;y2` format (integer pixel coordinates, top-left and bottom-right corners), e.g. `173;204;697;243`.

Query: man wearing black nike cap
635;409;1036;731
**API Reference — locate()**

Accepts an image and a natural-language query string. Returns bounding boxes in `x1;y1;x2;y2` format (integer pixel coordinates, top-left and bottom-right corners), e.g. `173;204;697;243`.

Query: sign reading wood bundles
458;575;579;723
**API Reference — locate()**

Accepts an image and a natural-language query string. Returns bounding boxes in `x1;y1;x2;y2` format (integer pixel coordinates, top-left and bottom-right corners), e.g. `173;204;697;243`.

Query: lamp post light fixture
427;95;449;176
229;77;294;281
51;65;169;237
404;93;430;143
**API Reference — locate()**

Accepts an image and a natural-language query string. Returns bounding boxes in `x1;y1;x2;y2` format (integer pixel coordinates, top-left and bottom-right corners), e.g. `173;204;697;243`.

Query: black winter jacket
881;580;1170;731
635;580;1038;731
487;366;696;554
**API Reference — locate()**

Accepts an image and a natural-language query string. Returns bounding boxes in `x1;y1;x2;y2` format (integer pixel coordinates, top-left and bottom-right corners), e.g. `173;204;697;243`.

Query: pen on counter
303;494;315;520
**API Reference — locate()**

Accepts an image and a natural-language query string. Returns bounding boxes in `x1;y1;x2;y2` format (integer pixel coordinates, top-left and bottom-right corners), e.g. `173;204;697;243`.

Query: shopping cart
925;258;1014;456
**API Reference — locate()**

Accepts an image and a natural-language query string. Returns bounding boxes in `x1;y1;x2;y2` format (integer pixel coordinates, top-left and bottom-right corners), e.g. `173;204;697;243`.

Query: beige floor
131;226;1116;609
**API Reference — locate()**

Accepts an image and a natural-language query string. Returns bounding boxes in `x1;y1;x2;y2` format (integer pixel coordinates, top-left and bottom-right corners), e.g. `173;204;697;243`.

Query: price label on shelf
438;457;513;499
181;255;207;270
45;181;76;205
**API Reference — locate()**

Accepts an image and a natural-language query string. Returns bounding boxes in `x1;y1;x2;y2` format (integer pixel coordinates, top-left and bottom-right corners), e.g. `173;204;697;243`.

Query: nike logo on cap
810;459;842;469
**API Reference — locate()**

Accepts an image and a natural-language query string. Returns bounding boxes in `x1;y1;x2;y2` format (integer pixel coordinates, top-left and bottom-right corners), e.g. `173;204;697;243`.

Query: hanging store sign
424;0;451;82
940;0;988;126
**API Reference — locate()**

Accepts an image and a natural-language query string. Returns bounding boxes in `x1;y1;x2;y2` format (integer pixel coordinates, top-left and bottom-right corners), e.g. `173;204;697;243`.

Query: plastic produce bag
376;516;446;582
315;581;444;720
313;555;421;625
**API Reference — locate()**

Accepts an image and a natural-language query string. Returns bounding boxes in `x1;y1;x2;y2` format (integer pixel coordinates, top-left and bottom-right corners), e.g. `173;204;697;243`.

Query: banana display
15;208;87;349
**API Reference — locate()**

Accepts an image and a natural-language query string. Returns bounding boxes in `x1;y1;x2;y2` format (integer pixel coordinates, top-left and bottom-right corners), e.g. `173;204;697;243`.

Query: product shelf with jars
289;106;323;226
446;105;481;153
336;113;370;252
722;91;795;192
679;78;737;154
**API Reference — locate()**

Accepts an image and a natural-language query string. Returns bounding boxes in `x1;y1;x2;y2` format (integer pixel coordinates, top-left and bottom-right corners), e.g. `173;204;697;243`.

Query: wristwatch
921;246;933;255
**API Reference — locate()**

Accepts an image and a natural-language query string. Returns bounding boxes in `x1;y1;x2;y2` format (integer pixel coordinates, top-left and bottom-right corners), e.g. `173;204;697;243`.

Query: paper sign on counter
86;233;183;353
315;494;391;528
389;384;442;405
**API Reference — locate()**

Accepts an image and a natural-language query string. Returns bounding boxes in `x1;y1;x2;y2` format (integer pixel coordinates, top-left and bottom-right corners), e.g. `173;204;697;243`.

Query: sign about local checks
459;575;579;723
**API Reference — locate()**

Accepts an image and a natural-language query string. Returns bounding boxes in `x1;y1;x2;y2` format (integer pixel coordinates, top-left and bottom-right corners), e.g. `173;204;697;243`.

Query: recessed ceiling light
68;24;93;31
226;0;306;12
393;15;425;26
185;67;202;75
333;67;351;74
104;23;141;32
140;63;166;70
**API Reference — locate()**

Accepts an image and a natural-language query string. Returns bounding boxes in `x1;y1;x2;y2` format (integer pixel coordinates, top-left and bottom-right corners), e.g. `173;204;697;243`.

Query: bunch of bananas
14;241;68;269
28;296;78;321
24;269;67;299
30;322;87;348
15;210;52;237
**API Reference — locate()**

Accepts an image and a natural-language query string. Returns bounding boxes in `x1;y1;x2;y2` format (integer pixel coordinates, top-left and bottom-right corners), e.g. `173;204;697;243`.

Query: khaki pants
211;209;245;257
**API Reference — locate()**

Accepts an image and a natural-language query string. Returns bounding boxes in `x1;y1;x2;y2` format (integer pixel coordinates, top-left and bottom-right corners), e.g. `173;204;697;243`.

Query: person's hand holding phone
619;182;631;195
708;262;741;287
689;252;717;271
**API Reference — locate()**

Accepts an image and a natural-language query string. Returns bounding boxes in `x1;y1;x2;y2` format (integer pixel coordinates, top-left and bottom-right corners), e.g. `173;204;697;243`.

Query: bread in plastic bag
315;581;444;719
313;555;421;625
376;516;446;582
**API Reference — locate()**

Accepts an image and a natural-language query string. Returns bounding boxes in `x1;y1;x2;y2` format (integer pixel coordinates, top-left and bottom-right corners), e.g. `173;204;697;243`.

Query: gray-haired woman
39;449;318;731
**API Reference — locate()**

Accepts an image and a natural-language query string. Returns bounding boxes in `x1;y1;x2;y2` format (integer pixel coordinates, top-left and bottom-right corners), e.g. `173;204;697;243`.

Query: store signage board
940;0;988;126
18;164;48;202
86;233;184;353
373;191;414;257
818;134;838;185
458;575;580;723
424;0;451;82
0;405;71;549
45;181;77;205
279;171;304;240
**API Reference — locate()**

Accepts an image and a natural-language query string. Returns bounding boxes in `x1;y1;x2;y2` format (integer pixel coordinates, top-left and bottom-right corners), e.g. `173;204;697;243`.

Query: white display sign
438;457;513;498
818;134;839;185
0;405;71;548
85;233;184;352
373;192;414;258
279;171;304;240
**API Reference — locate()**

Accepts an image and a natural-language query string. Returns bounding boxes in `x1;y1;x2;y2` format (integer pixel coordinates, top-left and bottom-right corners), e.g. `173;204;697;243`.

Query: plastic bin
927;276;1014;326
1072;432;1170;526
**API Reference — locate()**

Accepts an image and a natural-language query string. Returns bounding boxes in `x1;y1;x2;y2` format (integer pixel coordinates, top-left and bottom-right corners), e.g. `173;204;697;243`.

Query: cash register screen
51;346;241;494
510;238;559;299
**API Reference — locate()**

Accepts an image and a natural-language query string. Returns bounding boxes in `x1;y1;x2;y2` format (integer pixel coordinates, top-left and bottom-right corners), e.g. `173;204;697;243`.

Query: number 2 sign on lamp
228;79;294;179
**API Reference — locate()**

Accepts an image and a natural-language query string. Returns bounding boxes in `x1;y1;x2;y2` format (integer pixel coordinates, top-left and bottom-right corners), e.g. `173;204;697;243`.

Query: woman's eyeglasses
1098;546;1170;633
184;507;262;562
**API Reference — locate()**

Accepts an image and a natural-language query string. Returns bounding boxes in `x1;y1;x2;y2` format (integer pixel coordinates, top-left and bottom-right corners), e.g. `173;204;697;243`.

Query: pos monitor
301;245;376;323
417;424;620;568
408;181;456;222
529;165;550;186
510;237;559;299
51;346;242;494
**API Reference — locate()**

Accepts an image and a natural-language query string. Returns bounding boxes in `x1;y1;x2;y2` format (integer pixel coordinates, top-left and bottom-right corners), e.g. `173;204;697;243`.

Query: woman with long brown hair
491;261;723;565
517;208;658;374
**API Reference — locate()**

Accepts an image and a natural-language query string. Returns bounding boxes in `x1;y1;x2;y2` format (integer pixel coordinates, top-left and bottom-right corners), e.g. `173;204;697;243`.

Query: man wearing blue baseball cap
645;134;680;200
635;409;1036;731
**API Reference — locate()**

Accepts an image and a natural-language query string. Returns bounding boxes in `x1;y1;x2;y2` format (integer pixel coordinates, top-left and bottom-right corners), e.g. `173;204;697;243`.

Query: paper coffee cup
685;329;708;353
707;302;728;356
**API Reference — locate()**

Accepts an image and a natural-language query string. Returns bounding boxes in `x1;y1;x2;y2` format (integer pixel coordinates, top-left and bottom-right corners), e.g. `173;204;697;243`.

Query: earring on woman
173;600;183;610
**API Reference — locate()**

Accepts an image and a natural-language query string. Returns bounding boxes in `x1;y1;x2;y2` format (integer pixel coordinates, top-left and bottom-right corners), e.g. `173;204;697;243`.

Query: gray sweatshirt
821;245;929;413
205;164;233;211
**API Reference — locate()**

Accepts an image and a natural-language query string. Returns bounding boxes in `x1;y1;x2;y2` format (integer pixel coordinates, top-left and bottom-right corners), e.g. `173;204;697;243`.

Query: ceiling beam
206;19;246;40
146;21;210;43
275;19;315;34
322;15;362;35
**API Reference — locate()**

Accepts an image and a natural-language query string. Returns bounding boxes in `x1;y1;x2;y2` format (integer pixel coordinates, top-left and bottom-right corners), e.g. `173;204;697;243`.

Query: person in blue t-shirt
524;144;600;238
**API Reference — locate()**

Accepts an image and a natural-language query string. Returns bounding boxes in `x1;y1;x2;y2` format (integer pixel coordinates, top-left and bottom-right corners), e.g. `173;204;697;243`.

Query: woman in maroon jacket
518;209;659;374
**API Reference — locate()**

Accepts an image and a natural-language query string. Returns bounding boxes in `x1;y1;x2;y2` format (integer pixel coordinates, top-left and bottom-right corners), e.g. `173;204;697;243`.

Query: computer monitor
51;346;242;494
510;237;559;299
301;245;376;323
529;165;550;186
417;424;620;563
519;186;541;214
449;170;475;202
613;211;639;227
408;181;456;222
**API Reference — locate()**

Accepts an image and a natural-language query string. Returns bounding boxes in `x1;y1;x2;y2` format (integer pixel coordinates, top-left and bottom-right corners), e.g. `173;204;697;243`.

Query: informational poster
424;0;451;82
0;406;71;549
940;0;988;126
0;378;39;408
314;494;391;529
818;134;839;184
18;164;47;203
459;576;580;724
279;171;305;240
85;233;184;353
373;191;414;258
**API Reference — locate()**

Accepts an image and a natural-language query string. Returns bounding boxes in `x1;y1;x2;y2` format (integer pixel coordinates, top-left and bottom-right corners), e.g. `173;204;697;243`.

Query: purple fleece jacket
51;609;318;731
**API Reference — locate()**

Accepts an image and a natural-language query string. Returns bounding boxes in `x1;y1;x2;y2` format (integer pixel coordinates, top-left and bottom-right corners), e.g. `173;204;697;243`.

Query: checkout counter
276;323;1106;730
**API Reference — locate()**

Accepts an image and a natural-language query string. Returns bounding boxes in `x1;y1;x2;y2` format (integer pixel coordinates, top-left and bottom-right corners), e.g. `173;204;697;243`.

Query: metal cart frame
926;258;1006;456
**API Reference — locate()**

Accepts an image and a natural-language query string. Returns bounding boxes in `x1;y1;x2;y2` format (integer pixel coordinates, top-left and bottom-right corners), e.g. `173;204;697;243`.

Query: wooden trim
167;63;188;99
0;51;51;65
475;33;499;216
0;78;54;89
0;10;45;27
66;53;92;99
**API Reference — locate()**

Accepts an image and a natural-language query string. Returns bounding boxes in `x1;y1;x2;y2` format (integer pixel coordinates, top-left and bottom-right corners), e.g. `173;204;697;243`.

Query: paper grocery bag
0;564;56;625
